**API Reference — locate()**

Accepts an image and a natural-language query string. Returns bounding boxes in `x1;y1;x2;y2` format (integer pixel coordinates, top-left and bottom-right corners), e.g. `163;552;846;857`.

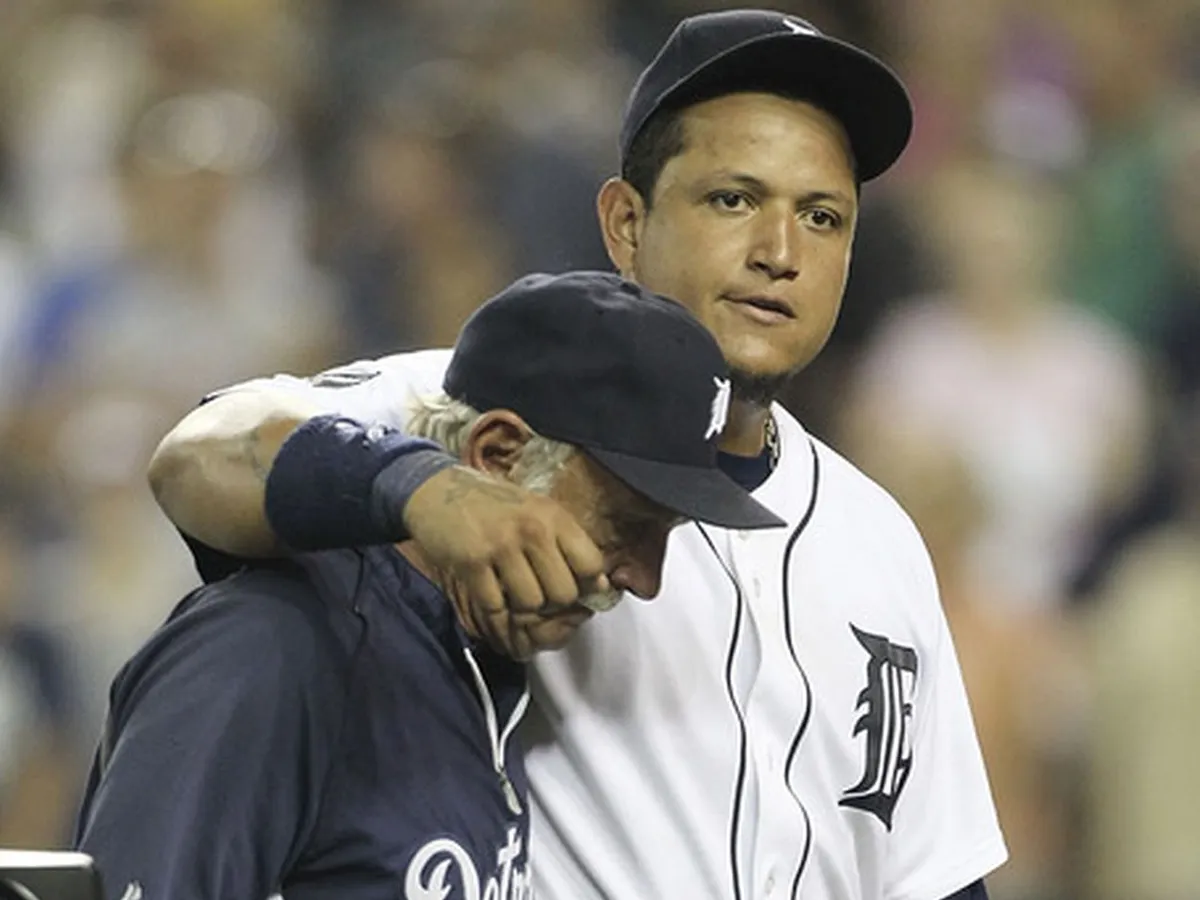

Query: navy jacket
75;548;530;900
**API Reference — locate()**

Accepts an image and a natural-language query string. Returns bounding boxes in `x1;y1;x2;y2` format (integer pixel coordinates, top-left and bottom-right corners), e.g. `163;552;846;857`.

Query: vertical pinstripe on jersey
781;440;822;897
696;523;748;900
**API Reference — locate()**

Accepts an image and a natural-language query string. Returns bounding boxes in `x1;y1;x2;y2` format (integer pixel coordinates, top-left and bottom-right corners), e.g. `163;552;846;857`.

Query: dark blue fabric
943;879;989;900
717;447;773;492
181;529;248;583
264;414;454;551
76;548;530;900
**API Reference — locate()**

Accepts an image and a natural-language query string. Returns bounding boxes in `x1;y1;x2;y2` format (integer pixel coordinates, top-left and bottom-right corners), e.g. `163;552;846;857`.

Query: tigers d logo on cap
443;271;784;531
706;376;731;441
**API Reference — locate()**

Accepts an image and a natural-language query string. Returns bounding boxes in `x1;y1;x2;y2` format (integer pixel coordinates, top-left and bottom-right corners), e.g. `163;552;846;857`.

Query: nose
606;530;670;600
748;205;800;281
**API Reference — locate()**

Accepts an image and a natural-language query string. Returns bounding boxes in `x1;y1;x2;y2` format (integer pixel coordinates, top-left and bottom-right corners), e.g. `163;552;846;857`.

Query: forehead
667;92;856;185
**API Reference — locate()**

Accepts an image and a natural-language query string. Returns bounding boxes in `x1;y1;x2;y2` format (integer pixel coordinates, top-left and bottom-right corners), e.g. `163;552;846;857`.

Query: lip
723;294;797;325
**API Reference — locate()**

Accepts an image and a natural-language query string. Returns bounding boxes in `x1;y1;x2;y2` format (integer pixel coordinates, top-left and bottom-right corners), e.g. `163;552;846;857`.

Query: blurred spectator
841;160;1152;611
0;495;81;848
135;0;317;102
1;84;342;766
875;0;1009;174
1157;97;1200;401
870;435;1085;900
31;398;202;751
0;231;34;433
7;1;148;262
328;104;514;352
1083;392;1200;900
470;0;636;275
16;88;341;424
1057;0;1196;346
1071;92;1200;598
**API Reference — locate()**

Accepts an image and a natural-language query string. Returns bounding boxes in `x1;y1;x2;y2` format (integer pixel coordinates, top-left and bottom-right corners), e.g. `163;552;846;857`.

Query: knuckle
448;541;493;569
505;587;545;614
515;516;550;544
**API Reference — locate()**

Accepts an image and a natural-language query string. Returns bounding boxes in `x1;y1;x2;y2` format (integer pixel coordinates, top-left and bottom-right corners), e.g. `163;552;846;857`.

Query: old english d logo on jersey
840;624;919;829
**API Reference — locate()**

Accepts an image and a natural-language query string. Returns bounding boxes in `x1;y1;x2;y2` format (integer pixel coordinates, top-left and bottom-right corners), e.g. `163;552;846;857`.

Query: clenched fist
403;466;611;659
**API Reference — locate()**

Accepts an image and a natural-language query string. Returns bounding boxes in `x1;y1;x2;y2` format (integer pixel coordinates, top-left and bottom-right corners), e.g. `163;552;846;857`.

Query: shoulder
813;437;917;525
776;421;940;609
308;349;454;393
204;349;455;428
116;564;361;707
776;410;928;557
816;436;934;561
175;565;331;639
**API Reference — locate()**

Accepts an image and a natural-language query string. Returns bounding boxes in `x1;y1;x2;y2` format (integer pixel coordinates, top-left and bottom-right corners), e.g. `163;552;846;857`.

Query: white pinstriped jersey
229;349;1007;900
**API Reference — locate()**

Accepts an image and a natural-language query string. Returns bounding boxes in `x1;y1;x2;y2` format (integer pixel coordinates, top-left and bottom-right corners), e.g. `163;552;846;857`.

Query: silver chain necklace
764;414;781;470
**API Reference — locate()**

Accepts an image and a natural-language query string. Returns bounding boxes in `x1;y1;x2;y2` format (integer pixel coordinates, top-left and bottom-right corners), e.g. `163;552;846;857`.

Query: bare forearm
145;376;608;646
148;390;322;558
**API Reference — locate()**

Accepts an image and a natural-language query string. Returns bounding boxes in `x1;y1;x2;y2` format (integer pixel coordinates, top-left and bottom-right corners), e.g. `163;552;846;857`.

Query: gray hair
406;393;575;494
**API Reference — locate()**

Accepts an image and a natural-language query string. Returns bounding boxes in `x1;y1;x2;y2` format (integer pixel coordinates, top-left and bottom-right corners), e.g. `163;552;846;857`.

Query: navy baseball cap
444;272;784;530
619;9;913;183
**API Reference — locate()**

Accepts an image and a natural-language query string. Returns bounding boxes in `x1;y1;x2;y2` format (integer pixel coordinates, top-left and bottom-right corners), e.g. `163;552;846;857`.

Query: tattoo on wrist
439;467;523;506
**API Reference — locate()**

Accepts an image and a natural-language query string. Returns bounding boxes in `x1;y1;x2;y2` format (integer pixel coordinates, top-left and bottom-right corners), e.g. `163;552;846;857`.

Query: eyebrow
714;172;854;207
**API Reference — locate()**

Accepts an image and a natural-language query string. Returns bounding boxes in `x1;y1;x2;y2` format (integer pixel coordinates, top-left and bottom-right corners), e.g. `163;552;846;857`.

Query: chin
725;350;817;407
717;329;807;375
725;348;808;383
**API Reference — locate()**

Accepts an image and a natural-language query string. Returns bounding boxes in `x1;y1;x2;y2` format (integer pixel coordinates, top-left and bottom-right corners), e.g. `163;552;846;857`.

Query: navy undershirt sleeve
717;447;773;492
942;879;989;900
75;568;353;900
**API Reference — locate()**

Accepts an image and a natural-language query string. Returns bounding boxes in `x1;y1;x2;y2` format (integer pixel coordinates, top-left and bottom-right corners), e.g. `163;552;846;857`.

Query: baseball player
149;11;1007;900
76;272;781;900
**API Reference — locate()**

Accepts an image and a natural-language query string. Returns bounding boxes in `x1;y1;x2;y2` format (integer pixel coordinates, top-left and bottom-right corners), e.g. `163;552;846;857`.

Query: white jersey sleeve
884;531;1008;900
209;349;454;431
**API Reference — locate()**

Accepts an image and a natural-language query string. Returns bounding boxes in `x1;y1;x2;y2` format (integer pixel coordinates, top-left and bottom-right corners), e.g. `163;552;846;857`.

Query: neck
717;400;771;457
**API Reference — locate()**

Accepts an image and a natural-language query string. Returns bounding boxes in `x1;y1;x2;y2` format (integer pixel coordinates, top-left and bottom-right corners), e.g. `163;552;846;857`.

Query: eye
708;190;751;212
803;208;842;230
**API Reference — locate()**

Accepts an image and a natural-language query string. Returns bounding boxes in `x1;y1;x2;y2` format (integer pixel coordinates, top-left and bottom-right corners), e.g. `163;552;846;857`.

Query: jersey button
764;872;777;895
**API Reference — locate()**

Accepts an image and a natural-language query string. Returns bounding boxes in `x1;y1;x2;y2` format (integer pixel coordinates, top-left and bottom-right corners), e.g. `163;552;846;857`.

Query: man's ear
596;177;646;278
463;410;535;478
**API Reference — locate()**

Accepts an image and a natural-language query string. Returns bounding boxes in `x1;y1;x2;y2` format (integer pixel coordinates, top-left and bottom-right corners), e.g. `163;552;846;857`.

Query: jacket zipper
462;647;530;816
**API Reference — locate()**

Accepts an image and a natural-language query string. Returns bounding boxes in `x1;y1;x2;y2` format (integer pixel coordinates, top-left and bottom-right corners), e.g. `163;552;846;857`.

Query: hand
402;466;608;659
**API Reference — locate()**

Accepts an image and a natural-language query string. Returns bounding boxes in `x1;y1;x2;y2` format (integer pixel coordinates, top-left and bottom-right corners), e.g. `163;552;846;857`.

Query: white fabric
234;350;1007;900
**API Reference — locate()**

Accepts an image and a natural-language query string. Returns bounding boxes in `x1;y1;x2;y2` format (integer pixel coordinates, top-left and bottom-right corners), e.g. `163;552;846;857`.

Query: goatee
729;369;794;408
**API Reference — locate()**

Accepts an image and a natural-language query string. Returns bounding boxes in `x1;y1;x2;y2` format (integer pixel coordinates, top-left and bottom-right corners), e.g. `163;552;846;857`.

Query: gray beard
729;368;794;408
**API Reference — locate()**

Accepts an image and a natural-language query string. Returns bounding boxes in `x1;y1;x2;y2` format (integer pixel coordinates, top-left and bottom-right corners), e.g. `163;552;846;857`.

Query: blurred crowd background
0;0;1197;897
